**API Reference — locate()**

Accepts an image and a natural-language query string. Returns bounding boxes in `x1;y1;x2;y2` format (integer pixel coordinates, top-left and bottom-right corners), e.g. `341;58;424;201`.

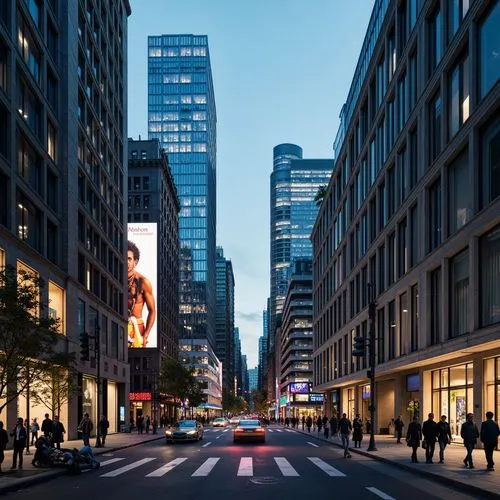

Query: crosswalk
98;455;347;479
203;428;297;434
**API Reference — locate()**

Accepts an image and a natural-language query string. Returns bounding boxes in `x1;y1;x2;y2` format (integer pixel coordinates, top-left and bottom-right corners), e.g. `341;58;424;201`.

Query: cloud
236;310;261;323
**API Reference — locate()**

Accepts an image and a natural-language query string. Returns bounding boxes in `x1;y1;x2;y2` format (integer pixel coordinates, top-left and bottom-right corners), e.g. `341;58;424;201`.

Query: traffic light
352;336;366;357
80;332;90;361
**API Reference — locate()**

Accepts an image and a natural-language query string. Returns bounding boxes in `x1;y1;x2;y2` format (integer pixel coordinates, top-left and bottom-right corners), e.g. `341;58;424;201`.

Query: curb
0;436;164;496
293;428;500;500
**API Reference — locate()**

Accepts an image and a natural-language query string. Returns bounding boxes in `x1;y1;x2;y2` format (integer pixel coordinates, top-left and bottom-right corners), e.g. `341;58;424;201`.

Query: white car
212;418;228;427
229;416;240;426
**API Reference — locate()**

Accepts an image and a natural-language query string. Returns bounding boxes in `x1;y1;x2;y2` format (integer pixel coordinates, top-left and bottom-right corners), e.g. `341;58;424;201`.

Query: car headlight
187;430;197;435
165;430;172;436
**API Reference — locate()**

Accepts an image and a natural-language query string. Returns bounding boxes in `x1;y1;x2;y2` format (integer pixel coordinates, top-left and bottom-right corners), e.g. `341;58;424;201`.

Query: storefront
485;356;500;423
107;381;118;432
82;375;98;431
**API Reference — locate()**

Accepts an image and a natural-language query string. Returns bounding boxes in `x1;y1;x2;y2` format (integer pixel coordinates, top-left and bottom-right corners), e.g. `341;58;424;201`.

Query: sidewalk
0;431;164;495
293;426;500;499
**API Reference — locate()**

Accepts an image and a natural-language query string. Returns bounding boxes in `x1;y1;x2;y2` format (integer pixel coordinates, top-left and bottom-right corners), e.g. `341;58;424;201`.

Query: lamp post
367;283;377;451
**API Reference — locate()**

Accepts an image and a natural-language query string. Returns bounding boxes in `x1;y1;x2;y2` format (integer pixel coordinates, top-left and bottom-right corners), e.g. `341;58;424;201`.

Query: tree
186;379;206;418
251;390;269;415
314;185;328;206
0;266;74;414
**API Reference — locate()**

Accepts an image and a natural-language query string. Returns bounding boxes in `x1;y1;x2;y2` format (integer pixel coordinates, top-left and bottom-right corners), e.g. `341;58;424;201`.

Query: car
212;417;228;427
233;419;266;443
228;416;240;426
165;420;204;443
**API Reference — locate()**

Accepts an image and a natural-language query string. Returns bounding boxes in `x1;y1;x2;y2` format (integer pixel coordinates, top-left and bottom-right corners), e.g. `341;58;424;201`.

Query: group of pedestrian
406;412;499;470
134;415;151;434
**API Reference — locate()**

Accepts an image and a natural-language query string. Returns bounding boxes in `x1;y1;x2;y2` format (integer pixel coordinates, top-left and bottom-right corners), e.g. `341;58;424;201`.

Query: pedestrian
146;416;150;433
98;415;109;446
330;414;338;437
0;421;9;474
339;413;352;458
437;415;452;463
406;416;422;463
316;416;323;434
10;417;27;470
78;413;93;446
324;417;330;439
301;415;305;430
306;415;312;432
52;415;66;450
41;413;52;438
480;411;500;471
460;413;479;469
394;415;404;444
353;413;363;448
30;418;39;445
422;413;439;464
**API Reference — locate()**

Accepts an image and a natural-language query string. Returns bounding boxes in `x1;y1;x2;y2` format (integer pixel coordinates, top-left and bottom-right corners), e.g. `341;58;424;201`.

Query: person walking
330;414;339;438
437;415;452;463
30;418;39;445
394;415;404;444
422;413;439;464
79;413;93;447
480;411;500;471
10;417;27;470
460;413;480;469
0;421;9;474
98;415;110;447
41;413;52;438
339;413;352;458
406;416;422;463
323;417;330;439
301;415;305;431
52;415;66;450
306;415;312;433
316;416;323;434
353;414;363;448
146;416;151;433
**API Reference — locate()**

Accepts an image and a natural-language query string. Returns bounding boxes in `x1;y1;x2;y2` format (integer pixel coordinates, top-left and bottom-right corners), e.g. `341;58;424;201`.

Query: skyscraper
147;35;220;408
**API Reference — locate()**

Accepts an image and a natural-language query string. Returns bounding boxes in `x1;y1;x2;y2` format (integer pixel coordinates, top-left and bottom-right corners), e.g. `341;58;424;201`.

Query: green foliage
251;390;269;414
222;389;248;413
314;185;328;206
0;266;74;414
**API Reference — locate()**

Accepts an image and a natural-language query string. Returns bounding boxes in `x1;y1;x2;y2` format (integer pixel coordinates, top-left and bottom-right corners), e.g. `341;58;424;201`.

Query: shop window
480;225;500;327
449;249;469;338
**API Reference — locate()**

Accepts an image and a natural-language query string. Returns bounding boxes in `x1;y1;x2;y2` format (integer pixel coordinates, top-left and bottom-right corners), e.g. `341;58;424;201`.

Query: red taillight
255;428;264;433
234;428;244;433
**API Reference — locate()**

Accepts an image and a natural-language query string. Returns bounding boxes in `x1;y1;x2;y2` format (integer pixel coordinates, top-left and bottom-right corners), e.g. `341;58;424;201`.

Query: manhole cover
249;477;279;485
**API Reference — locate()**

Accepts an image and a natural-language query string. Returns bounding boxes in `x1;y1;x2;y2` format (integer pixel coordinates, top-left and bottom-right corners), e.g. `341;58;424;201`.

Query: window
409;51;418;110
378;244;386;295
400;292;409;356
18;77;41;138
410;284;419;352
428;8;443;75
450;250;469;338
17;14;41;84
18;133;42;193
397;71;407;132
448;149;471;234
377;307;385;364
448;0;470;42
388;300;396;360
480;225;500;327
0;171;8;226
387;165;396;218
398;218;408;277
378;181;387;229
48;121;56;161
409;127;418;189
143;176;150;190
449;52;470;138
398;146;408;203
479;0;500;99
429;92;442;162
47;170;58;212
481;118;500;207
0;40;7;92
410;204;419;267
48;281;64;333
388;231;396;285
428;178;442;252
16;191;42;252
387;28;396;82
430;267;442;345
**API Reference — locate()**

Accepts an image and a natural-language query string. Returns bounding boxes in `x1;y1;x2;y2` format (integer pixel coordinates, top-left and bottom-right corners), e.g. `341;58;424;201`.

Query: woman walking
353;414;363;448
406;416;422;463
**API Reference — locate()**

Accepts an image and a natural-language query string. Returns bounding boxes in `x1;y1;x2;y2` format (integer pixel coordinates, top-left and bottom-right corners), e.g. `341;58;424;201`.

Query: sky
127;0;374;368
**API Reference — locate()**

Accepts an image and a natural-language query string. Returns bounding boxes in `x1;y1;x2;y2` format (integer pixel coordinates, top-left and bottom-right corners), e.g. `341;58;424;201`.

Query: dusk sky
127;0;374;367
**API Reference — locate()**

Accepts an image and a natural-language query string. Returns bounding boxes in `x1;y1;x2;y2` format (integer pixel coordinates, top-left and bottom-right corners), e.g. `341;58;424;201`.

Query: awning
197;402;223;410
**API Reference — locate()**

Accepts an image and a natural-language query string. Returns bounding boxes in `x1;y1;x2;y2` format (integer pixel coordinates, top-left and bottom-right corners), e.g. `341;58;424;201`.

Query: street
6;427;482;500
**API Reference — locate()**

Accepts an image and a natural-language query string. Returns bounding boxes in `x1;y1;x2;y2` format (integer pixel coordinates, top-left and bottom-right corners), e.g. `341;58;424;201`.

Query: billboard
127;223;157;348
289;382;310;394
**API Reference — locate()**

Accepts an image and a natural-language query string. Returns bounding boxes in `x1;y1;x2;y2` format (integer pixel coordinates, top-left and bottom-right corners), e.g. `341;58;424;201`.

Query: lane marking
192;457;220;476
276;429;284;433
307;441;319;447
237;457;253;476
216;434;223;439
100;457;156;477
145;457;187;477
285;429;296;433
99;458;126;466
202;441;211;447
274;457;299;476
223;429;229;432
365;487;396;500
307;457;346;477
267;429;274;433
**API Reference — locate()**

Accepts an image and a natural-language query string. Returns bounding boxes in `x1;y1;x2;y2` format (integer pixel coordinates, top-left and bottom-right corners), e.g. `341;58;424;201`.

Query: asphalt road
7;426;481;500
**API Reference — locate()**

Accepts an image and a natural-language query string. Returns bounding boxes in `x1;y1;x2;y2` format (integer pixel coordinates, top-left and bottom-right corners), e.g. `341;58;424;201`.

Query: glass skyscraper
148;34;220;407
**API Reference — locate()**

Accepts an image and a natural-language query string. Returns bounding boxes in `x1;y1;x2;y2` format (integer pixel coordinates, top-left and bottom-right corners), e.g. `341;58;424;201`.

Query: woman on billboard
127;241;156;348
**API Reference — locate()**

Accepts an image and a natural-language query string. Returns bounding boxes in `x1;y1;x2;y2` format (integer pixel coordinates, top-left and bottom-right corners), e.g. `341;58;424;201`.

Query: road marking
237;457;253;476
101;458;156;477
145;457;187;477
223;429;229;432
267;429;274;433
274;457;299;476
285;429;295;433
365;487;396;500
99;458;126;467
307;457;346;477
202;441;211;447
276;429;284;433
306;441;319;447
216;434;223;439
192;457;220;476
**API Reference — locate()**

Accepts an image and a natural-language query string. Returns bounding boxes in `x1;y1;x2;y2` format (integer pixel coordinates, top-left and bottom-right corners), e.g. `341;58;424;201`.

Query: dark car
165;420;204;444
233;419;266;443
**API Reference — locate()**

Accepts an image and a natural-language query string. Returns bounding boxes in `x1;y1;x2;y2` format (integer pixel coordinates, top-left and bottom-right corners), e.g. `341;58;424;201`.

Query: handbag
422;439;427;449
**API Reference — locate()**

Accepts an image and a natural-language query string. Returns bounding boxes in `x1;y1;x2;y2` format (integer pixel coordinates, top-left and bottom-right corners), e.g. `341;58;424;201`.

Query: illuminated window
49;281;65;334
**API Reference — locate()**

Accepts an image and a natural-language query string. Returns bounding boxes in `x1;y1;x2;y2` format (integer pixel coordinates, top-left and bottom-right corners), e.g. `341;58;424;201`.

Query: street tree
314;185;328;206
251;390;269;415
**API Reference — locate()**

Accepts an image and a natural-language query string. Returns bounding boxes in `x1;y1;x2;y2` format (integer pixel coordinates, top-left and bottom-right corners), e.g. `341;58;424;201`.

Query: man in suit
10;417;27;469
480;411;500;471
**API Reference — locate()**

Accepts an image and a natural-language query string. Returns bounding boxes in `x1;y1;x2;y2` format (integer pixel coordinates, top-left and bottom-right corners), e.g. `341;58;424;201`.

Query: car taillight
234;428;244;433
255;428;264;432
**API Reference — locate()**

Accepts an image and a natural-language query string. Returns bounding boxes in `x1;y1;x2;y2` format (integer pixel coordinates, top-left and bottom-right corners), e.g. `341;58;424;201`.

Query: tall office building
147;34;220;408
313;0;500;433
233;327;242;395
0;0;131;435
258;305;269;391
248;367;258;392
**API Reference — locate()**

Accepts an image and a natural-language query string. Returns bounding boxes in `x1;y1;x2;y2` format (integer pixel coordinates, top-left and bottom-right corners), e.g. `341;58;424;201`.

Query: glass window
16;191;42;251
48;281;65;334
450;249;469;338
411;284;419;352
388;300;396;360
429;92;442;163
448;0;470;42
410;203;419;267
428;8;443;75
481;118;500;207
479;0;500;99
409;51;418;111
398;217;408;277
428;178;442;252
448;148;471;234
480;225;500;327
431;267;442;345
400;292;409;356
449;52;470;138
17;14;41;84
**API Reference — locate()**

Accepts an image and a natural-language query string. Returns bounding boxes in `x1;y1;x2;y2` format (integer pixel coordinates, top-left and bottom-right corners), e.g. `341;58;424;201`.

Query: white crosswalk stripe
276;429;284;433
100;458;126;467
274;457;299;476
285;429;295;433
267;429;274;433
192;457;220;477
307;457;346;477
100;457;156;477
145;457;187;477
237;457;253;476
365;487;396;500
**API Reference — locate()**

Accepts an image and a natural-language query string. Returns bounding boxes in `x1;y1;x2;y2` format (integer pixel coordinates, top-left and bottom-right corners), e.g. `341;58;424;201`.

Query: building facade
127;138;180;423
313;0;500;438
0;0;131;437
147;34;220;409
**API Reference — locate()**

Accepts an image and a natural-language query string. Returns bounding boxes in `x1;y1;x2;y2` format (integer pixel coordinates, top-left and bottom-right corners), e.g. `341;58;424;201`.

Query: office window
410;204;419;267
449;52;470;138
448;149;471;234
398;146;408;204
409;126;418;189
448;0;470;42
387;165;396;219
409;0;418;29
409;51;418;111
143;176;150;190
387;99;395;151
480;117;500;207
400;292;409;356
48;121;57;161
388;27;396;81
16;191;42;252
428;8;443;75
377;307;385;364
410;284;419;352
398;71;407;133
377;57;386;108
0;40;7;92
430;267;442;345
0;172;7;226
429;92;442;163
379;181;387;229
480;224;500;327
398;1;408;53
479;0;500;99
398;217;408;278
388;300;396;360
428;178;442;252
17;14;41;84
378;244;386;295
450;250;469;338
18;134;42;193
388;231;396;285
